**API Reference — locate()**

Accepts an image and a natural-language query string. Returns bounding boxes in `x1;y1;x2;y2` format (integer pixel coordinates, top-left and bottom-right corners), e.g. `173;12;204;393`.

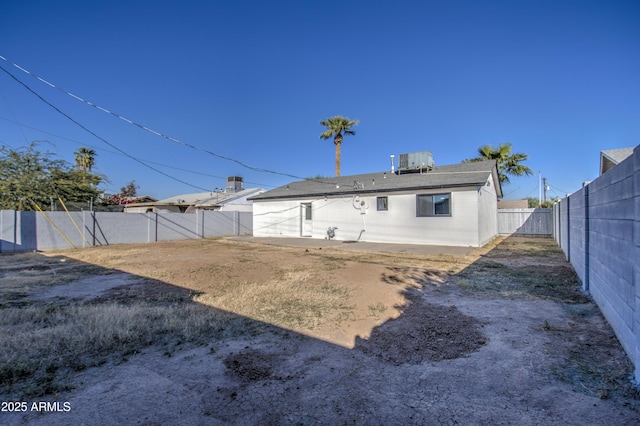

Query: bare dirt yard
1;236;638;425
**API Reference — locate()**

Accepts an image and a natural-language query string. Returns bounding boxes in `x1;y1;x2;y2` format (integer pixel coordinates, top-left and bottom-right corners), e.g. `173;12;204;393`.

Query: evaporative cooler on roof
226;176;244;193
398;151;434;172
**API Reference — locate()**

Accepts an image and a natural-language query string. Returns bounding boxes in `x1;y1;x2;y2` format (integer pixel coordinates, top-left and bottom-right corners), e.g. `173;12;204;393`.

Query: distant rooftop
125;187;264;208
600;147;634;175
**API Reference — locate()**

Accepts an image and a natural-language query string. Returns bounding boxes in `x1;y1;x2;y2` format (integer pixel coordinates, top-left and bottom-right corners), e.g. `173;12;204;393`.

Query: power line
0;54;335;186
0;63;211;192
0;86;29;144
548;184;571;197
501;186;521;198
0;115;277;189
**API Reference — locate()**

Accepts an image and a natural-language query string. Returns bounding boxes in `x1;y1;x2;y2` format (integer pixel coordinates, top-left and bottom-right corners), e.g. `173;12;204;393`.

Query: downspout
357;213;366;241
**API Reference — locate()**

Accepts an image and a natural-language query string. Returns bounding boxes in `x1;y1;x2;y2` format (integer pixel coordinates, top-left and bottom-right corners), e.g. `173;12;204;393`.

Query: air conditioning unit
398;151;434;172
226;176;244;193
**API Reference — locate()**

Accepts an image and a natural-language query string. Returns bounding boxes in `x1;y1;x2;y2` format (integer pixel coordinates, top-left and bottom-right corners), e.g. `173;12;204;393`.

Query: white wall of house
154;206;183;213
478;177;499;246
217;203;253;212
123;206;152;213
253;184;497;247
253;201;301;237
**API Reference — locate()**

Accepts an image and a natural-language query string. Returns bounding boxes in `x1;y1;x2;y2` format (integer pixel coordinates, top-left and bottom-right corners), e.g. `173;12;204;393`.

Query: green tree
319;116;359;177
74;147;97;179
0;143;103;211
465;143;533;184
53;168;103;202
526;197;540;208
527;196;559;208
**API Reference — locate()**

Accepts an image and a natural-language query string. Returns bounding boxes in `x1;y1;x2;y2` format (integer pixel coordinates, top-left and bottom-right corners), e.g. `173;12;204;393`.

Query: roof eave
492;167;503;199
250;182;490;201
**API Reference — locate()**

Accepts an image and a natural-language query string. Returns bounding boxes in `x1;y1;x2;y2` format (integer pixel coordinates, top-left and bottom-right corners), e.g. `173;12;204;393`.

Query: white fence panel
497;208;552;236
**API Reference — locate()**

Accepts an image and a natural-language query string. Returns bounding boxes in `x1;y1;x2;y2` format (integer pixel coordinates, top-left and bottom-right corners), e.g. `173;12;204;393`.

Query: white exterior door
301;203;313;237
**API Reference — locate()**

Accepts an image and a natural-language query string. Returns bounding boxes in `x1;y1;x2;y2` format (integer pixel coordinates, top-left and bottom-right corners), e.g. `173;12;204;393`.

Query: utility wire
0;54;335;186
0;115;277;188
548;183;571;196
502;186;521;198
0;63;211;192
0;86;29;144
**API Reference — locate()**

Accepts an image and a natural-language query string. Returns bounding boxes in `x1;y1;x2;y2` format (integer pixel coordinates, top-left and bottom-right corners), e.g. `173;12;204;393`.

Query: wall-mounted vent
398;151;434;172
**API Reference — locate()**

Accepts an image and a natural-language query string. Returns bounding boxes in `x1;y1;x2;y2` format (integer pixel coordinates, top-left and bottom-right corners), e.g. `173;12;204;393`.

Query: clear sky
1;0;638;201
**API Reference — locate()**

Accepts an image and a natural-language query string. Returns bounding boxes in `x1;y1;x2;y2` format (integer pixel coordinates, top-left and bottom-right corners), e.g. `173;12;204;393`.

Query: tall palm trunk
81;158;87;181
334;133;343;177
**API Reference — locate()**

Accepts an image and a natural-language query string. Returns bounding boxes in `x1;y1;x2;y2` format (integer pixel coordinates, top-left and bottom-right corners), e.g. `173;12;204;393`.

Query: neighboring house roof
107;195;158;204
125;188;265;208
250;161;502;201
133;195;158;203
498;199;529;209
600;148;634;175
193;188;265;208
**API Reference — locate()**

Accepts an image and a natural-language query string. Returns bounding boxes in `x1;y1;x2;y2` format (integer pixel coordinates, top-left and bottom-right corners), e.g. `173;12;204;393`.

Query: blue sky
1;0;638;201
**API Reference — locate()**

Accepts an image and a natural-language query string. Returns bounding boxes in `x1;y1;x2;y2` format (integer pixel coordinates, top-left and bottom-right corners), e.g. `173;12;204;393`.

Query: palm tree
319;116;359;177
467;143;533;184
74;147;97;175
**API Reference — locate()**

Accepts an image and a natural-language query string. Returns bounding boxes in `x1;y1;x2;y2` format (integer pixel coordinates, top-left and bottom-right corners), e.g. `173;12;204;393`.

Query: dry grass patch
0;301;242;398
194;269;353;330
455;237;589;303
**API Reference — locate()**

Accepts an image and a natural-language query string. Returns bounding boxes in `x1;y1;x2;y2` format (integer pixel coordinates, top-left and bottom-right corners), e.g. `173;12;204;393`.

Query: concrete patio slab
228;236;475;256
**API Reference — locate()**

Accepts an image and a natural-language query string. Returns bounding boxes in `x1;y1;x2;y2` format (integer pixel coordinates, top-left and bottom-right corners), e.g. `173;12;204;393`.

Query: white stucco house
249;160;502;247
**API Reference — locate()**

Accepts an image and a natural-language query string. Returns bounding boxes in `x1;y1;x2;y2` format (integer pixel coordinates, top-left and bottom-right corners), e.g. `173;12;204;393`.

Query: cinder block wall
0;211;252;252
0;210;38;251
555;145;639;384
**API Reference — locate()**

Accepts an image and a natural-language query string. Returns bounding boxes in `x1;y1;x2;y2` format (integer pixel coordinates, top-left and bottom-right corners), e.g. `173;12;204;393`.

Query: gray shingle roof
126;188;264;207
600;147;635;175
601;148;634;164
250;161;502;200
